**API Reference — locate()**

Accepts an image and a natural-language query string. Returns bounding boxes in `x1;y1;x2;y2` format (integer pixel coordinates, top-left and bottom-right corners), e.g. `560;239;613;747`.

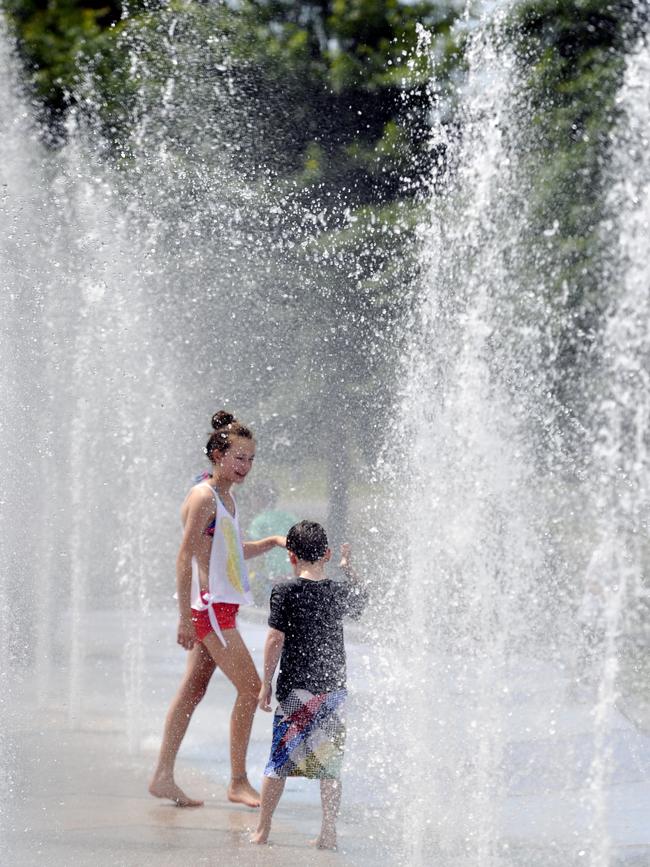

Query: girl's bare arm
243;535;286;560
175;488;215;649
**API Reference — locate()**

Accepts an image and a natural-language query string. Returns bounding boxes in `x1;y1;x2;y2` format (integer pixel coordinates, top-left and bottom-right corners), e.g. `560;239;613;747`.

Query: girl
149;411;285;808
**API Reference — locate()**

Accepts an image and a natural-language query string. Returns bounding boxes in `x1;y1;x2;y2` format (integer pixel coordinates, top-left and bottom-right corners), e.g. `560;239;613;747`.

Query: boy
251;520;367;849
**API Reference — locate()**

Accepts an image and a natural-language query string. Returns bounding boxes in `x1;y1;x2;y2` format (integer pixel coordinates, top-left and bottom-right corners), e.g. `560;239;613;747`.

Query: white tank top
190;482;253;645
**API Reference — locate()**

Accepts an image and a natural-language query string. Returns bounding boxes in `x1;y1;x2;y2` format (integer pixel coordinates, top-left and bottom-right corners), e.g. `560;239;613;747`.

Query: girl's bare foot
250;826;270;844
148;775;204;807
310;830;337;850
228;776;261;808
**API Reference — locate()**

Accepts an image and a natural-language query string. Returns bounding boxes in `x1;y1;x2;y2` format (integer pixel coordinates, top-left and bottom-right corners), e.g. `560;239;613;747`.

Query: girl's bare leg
149;642;216;806
316;778;341;850
251;777;286;844
202;630;262;807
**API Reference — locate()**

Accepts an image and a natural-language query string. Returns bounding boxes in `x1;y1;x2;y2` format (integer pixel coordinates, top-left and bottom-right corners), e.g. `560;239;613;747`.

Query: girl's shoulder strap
192;481;220;507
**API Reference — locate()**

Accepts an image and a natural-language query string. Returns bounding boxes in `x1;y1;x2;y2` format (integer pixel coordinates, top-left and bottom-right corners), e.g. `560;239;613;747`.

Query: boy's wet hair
286;520;329;563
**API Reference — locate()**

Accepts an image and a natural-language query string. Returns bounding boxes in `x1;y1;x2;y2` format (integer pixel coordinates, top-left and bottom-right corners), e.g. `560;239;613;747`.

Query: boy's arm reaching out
257;628;285;711
339;543;358;579
339;542;368;619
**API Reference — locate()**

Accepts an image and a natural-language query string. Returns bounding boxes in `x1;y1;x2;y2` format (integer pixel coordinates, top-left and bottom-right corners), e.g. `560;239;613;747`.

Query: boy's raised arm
339;543;357;578
339;543;368;618
258;628;285;712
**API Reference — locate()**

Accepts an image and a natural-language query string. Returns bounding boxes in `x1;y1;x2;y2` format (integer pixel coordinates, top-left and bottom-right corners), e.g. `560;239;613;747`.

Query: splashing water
584;35;650;867
391;17;650;867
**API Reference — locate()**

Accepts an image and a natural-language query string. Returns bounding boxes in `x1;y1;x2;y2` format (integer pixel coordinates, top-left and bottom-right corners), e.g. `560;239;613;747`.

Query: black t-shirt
268;577;367;702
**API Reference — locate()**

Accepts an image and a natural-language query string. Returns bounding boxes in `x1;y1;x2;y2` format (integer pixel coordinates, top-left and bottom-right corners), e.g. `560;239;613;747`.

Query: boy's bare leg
315;778;341;850
251;777;286;844
149;642;215;806
202;630;262;807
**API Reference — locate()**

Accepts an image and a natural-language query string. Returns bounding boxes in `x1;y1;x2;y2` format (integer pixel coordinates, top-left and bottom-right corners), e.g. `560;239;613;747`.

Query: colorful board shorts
191;596;239;640
264;688;346;780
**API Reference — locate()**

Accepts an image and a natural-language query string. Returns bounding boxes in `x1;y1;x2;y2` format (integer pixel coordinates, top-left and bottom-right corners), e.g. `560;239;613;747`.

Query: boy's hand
274;535;286;548
258;683;273;712
339;543;352;570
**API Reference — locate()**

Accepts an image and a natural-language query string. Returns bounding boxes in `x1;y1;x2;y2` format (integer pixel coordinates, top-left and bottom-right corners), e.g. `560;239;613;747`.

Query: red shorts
192;598;239;641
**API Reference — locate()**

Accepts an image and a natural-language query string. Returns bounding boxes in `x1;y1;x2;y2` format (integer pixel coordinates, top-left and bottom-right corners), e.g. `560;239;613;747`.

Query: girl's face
215;436;256;484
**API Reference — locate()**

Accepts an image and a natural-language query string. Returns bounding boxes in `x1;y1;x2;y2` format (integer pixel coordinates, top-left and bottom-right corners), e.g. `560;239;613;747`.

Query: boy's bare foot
228;776;261;808
310;831;338;850
250;826;270;844
148;776;204;807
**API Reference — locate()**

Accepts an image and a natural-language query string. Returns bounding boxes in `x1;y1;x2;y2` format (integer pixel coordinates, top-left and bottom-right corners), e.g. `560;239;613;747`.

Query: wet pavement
4;612;385;867
4;610;650;866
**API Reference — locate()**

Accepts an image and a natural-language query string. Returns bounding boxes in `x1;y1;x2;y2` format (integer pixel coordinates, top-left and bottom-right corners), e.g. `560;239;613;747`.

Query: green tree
509;0;646;431
3;0;122;134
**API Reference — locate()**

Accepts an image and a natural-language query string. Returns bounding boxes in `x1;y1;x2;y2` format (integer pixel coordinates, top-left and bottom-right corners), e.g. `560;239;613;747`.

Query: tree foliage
508;0;646;412
5;0;457;203
3;0;121;132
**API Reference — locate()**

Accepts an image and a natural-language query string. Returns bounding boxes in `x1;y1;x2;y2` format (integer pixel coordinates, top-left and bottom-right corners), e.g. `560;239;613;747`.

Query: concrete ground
4;710;378;867
4;610;650;866
3;612;387;867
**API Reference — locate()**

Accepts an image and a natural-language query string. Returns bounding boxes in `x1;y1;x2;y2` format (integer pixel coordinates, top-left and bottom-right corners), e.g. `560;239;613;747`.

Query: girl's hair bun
205;411;253;462
212;410;235;430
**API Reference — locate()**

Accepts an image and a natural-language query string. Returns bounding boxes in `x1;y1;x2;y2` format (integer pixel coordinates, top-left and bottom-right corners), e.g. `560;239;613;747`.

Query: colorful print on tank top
220;516;246;593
